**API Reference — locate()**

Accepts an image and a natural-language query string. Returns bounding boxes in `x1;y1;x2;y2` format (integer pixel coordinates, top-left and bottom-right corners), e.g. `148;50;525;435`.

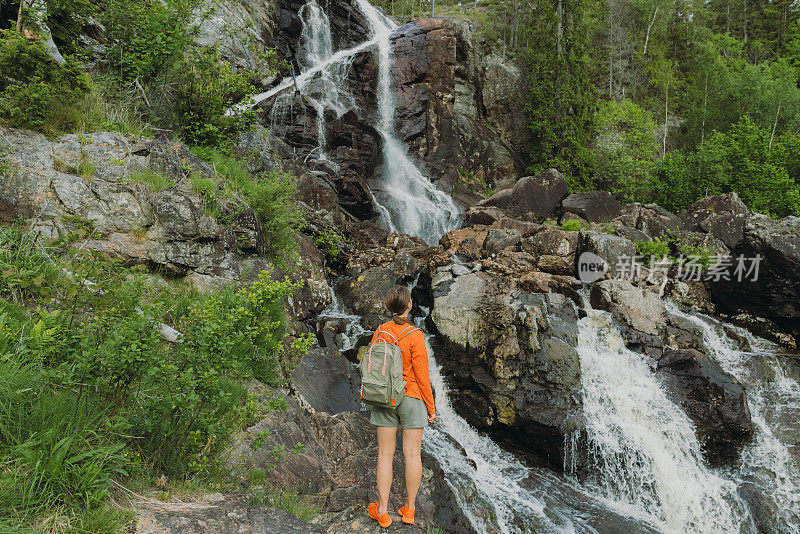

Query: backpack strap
396;325;420;342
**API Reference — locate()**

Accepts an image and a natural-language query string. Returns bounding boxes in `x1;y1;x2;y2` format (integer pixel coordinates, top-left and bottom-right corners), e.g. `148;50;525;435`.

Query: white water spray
570;311;754;533
354;0;462;244
666;303;800;533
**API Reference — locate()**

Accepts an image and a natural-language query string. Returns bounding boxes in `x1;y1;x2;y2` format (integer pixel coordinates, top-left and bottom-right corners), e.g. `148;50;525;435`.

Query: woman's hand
427;413;437;424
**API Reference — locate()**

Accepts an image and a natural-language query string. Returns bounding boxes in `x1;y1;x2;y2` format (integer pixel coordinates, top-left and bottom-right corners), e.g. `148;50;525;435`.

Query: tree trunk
663;86;668;156
643;6;658;55
557;0;563;59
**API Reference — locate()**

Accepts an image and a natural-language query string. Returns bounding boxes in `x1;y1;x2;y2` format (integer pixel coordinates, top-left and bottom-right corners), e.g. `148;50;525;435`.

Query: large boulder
561;191;622;222
614;203;684;240
575;231;636;280
341;266;400;330
590;279;666;358
430;272;582;467
709;214;800;345
681;193;750;249
479;169;569;219
228;386;472;533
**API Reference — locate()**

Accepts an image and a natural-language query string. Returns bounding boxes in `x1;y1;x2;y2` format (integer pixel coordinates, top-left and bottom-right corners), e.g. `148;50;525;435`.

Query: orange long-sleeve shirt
369;318;435;416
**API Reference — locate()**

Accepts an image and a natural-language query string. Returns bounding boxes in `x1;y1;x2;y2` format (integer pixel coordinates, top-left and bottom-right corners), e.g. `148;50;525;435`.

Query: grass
247;484;321;521
127;169;174;192
191;145;302;263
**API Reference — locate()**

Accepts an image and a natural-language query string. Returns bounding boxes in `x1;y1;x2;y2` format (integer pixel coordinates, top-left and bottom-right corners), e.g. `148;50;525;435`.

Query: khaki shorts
369;396;428;429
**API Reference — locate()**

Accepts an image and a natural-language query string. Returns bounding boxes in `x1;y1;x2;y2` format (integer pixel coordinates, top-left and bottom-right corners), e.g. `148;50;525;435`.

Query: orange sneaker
368;502;392;528
398;504;415;525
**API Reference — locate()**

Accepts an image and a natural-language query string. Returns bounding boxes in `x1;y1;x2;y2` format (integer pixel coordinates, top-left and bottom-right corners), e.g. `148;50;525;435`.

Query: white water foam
666;303;800;533
569;311;754;533
354;0;461;244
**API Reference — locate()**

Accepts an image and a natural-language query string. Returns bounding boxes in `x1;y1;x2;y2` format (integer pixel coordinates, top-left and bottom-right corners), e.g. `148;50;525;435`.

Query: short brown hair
385;286;411;315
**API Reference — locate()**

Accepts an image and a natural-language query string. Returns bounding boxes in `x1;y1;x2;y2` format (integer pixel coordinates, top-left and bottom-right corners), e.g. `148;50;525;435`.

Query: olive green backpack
359;324;418;409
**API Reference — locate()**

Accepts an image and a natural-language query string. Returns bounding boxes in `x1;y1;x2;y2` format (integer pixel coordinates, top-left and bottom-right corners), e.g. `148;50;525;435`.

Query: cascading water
246;0;461;244
354;0;462;244
666;303;800;533
245;1;800;532
568;311;755;533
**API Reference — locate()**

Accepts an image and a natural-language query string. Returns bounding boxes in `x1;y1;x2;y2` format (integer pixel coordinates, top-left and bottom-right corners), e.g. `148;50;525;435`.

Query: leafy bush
0;226;305;527
312;227;343;261
0;30;90;132
635;239;671;258
172;50;258;149
560;219;585;232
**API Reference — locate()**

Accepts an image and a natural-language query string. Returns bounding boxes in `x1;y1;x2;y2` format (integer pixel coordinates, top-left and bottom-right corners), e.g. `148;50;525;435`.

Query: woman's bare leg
402;428;423;510
377;426;397;515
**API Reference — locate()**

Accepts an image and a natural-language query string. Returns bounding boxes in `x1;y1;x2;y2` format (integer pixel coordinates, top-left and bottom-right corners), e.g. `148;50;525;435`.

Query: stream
252;1;800;532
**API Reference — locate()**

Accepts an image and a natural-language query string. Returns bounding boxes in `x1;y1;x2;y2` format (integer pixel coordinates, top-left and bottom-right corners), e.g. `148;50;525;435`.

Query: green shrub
312;227;343;261
635;239;671;258
172;50;258;149
0;30;90;132
0;226;306;526
560;219;585;232
192;147;303;261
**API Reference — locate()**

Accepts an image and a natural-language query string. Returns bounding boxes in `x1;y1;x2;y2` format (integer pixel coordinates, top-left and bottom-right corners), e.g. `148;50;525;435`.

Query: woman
367;286;436;528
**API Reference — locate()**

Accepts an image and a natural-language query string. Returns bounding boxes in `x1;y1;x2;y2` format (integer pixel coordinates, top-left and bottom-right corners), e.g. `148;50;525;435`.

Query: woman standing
367;286;436;528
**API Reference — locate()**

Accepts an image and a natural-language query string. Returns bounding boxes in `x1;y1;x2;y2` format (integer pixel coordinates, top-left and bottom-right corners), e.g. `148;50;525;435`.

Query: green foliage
560;219;586;232
192;146;303;261
522;0;599;188
650;117;800;217
635;238;671;258
312;227;343;262
592;99;659;202
172;50;258;149
0;30;90;132
100;0;200;88
0;226;305;527
127;168;175;192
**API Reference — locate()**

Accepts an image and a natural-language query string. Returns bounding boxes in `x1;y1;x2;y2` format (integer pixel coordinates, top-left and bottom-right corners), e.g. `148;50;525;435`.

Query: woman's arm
410;332;436;417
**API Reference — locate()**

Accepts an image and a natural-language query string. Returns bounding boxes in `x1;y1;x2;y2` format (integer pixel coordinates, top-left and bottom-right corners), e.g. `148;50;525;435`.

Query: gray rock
136;494;324;533
575;230;636;279
342;266;400;330
561;191;622;222
482;228;521;254
291;348;360;415
392;250;419;281
522;227;577;257
480;169;568;218
590;279;666;356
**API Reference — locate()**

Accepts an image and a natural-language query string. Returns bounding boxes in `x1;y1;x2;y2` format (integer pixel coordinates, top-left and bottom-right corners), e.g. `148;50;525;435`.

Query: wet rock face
389;18;522;197
430;271;582;468
709;214;800;345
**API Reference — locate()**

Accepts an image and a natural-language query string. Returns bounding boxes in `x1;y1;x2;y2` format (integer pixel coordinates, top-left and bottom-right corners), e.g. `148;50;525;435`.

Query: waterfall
569;311;755;533
245;0;461;245
666;303;800;533
354;0;462;245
